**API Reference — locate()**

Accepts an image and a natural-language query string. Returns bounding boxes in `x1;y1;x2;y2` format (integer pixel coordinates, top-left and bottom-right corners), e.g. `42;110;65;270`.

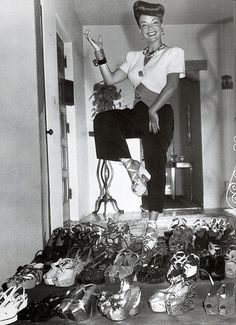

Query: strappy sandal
167;251;199;283
53;248;92;287
165;279;196;316
142;220;158;251
0;286;28;324
4;264;43;290
166;219;193;254
148;281;182;313
105;249;140;286
146;253;170;284
57;284;99;321
66;284;100;321
124;160;151;197
98;279;141;321
78;247;117;284
57;286;83;319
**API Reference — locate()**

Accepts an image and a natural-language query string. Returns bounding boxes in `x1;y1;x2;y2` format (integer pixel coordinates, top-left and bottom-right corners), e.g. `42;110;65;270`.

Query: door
178;71;203;206
57;34;71;223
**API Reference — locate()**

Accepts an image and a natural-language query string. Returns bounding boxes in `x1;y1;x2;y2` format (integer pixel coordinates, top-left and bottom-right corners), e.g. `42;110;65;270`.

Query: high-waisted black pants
93;101;174;212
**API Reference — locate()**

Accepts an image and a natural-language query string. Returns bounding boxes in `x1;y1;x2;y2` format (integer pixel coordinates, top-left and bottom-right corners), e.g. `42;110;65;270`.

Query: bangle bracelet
93;58;107;66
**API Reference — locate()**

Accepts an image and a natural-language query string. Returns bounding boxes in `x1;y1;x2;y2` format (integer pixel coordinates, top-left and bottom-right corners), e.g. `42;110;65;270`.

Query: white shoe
0;286;28;325
143;221;158;251
125;160;151;197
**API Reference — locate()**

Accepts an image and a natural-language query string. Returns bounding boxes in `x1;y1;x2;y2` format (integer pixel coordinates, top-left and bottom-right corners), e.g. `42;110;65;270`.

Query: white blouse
119;47;185;94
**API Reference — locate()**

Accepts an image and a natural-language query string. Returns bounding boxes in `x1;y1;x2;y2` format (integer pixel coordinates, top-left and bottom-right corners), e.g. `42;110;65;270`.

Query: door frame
34;0;51;243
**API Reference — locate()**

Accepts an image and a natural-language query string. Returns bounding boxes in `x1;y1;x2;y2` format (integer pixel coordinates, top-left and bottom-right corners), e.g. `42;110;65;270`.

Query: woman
84;1;185;250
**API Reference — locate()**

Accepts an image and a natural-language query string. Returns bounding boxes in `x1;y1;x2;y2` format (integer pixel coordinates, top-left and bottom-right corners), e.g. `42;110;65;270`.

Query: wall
0;0;43;284
83;23;234;211
41;0;89;225
219;21;236;207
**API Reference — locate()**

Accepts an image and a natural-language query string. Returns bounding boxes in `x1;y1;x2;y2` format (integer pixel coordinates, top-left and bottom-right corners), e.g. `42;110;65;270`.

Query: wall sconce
221;75;233;90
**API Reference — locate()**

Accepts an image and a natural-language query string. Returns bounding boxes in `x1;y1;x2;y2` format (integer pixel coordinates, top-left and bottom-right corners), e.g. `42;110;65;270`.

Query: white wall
0;0;43;284
83;23;235;211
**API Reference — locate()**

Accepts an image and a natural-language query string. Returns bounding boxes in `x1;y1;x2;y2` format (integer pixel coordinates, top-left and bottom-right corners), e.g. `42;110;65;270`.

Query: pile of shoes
1;215;236;323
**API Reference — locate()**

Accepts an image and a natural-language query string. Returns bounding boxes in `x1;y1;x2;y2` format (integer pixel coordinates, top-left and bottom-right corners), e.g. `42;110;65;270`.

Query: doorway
164;71;203;209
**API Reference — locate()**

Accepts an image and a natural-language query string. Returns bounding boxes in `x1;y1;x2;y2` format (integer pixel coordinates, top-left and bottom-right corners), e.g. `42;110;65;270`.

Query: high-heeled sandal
167;251;199;283
125;160;151;197
148;281;185;313
98;279;141;321
142;220;158;251
0;286;28;324
218;282;236;316
165;280;196;316
104;249;140;286
66;284;100;321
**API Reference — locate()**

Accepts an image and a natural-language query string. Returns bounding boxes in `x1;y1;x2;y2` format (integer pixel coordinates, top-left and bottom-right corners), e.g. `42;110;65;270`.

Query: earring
161;28;165;35
140;30;144;39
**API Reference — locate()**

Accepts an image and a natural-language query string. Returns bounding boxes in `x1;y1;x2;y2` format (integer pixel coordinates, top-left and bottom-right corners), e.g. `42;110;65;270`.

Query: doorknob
46;129;54;135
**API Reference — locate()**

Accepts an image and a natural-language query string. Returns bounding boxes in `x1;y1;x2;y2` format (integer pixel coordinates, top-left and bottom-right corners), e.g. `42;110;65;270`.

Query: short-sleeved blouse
119;47;185;94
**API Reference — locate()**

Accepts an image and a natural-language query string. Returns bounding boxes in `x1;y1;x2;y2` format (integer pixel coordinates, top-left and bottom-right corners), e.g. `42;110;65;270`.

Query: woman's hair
133;1;165;26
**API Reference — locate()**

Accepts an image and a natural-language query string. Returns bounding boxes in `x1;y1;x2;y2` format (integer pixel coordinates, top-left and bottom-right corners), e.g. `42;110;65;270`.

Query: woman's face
139;15;162;42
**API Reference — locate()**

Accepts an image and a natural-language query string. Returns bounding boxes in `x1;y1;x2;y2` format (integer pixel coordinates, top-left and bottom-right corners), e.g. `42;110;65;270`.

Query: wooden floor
18;209;236;325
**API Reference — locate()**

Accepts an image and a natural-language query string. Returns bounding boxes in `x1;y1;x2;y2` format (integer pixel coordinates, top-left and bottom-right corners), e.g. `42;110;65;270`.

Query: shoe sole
0;315;17;325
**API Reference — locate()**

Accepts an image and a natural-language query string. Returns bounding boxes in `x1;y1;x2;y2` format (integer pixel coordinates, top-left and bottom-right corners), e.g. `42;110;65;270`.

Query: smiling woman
84;0;185;250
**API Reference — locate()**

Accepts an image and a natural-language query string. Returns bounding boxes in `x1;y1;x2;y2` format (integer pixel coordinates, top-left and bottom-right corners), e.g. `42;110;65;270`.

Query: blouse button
138;71;143;77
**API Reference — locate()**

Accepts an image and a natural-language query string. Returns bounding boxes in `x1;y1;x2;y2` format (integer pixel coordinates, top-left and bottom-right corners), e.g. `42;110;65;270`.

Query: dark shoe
199;254;215;279
146;253;170;284
23;294;65;322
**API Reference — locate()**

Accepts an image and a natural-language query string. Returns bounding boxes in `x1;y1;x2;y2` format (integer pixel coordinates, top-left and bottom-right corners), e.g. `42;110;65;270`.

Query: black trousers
93;101;174;212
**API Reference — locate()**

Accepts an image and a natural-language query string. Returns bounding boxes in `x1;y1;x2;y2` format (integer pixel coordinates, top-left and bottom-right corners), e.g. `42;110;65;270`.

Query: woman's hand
84;30;103;52
148;108;160;134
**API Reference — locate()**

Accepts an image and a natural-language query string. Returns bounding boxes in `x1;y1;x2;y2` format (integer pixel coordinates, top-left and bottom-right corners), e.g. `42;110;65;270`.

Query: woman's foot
121;159;151;196
143;212;159;251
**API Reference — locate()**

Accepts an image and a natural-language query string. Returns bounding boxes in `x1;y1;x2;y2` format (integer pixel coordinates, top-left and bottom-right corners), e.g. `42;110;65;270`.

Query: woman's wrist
93;49;107;66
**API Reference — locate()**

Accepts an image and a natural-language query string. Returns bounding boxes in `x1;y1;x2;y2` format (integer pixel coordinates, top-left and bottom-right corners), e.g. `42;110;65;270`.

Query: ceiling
73;0;235;26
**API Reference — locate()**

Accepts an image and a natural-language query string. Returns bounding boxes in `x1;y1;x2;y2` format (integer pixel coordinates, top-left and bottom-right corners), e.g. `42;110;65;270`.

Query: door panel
57;34;70;223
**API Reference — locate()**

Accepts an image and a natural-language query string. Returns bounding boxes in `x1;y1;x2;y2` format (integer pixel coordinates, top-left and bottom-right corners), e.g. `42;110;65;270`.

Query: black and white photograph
0;0;236;324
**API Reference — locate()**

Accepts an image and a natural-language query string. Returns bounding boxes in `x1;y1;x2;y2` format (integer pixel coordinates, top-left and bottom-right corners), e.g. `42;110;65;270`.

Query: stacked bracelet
93;49;107;66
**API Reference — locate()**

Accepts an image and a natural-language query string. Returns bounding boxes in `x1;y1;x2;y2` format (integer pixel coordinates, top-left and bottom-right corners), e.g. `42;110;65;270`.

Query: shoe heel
218;282;235;315
139;165;151;181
